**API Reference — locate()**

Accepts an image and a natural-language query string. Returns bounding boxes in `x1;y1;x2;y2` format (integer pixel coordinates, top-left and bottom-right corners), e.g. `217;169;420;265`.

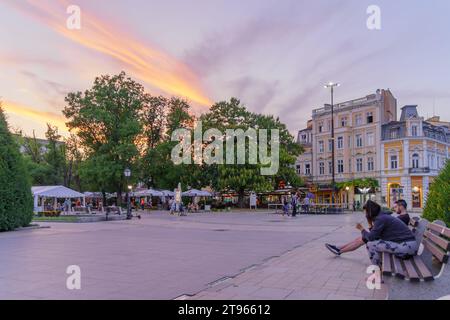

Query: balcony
409;167;430;174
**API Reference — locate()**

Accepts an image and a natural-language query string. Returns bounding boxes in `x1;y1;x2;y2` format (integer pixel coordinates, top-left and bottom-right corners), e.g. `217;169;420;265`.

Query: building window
328;139;333;152
411;125;418;137
412;154;419;169
367;132;374;146
341;117;347;127
305;163;311;175
356;134;363;147
390;129;399;139
301;134;307;143
349;159;352;172
391;155;398;169
356;158;363;172
368;157;374;171
337;136;343;149
367;112;374;124
318;140;324;153
328;161;333;175
296;165;301;175
318;122;323;133
337;160;344;173
326;120;331;132
355;114;363;126
319;162;325;175
348;136;351;147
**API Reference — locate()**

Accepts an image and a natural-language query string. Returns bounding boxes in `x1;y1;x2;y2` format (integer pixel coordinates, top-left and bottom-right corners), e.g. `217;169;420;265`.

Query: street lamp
345;186;350;210
124;168;132;220
324;82;340;207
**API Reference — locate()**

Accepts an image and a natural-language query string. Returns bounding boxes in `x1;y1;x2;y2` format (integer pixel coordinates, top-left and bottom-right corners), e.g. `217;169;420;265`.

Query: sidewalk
189;223;389;300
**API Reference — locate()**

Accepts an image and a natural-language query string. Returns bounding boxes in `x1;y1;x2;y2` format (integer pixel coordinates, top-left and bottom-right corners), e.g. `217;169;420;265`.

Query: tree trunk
117;188;122;206
238;190;245;208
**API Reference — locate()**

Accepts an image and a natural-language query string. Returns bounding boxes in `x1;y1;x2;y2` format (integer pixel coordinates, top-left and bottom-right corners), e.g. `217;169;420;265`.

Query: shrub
0;106;34;231
423;160;450;226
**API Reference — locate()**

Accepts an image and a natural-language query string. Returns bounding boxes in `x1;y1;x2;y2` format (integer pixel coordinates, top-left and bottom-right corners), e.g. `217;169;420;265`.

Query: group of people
282;192;313;217
325;199;418;266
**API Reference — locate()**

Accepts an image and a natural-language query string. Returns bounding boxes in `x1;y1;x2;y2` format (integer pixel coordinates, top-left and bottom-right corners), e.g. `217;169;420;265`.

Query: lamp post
124;168;132;220
324;82;340;207
345;186;350;210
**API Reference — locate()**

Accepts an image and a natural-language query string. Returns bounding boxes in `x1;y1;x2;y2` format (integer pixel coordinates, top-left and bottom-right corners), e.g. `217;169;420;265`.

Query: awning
182;189;212;197
32;186;85;198
132;189;164;197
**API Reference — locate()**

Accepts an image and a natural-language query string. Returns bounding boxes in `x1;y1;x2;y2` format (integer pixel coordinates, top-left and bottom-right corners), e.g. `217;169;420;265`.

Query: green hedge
423;160;450;226
0;107;34;231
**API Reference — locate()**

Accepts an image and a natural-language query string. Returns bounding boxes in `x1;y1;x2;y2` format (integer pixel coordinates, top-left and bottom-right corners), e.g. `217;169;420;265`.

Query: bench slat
382;252;393;276
427;223;450;238
423;238;449;264
412;256;434;281
403;259;420;282
392;256;405;279
424;230;450;251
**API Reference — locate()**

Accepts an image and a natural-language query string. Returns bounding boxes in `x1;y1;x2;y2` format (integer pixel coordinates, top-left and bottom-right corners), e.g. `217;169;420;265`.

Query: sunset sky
1;0;449;138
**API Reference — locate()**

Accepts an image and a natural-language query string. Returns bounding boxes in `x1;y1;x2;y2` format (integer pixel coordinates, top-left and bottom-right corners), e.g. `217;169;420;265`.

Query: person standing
291;192;298;217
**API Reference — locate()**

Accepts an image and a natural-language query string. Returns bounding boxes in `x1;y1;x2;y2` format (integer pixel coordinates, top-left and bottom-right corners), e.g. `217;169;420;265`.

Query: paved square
0;211;387;300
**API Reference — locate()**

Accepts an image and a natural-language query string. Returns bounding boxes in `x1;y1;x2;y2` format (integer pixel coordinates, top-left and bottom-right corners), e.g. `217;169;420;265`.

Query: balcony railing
409;167;430;174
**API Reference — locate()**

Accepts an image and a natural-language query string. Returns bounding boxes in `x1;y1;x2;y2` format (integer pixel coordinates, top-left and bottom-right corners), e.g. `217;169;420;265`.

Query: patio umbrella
132;189;164;197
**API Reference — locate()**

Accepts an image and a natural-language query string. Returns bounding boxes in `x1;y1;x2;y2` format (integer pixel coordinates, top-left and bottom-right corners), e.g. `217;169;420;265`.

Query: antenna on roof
433;97;436;117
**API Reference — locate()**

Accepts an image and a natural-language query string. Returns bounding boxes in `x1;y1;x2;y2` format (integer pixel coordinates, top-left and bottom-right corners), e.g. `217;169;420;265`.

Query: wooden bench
382;218;450;299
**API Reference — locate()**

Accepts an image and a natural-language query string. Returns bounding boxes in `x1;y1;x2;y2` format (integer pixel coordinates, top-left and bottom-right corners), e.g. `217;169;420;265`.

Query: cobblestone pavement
0;211;387;300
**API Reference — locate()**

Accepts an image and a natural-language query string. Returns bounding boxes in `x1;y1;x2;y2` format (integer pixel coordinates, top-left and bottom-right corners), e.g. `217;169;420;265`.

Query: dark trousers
292;205;297;216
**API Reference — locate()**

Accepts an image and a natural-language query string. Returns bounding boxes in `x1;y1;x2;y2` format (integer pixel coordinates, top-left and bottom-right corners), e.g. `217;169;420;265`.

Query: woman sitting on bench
327;200;418;265
325;200;411;257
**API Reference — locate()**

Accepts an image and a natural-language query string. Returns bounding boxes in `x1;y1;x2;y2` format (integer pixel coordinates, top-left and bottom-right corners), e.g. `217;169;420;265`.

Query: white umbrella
182;189;212;197
132;189;164;197
159;190;175;197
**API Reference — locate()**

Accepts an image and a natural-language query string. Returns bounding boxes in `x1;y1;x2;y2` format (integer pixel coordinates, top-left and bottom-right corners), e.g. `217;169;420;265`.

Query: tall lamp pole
324;82;340;206
124;168;132;220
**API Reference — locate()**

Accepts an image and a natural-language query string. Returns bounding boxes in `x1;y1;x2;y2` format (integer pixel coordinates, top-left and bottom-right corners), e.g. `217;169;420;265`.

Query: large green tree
63;71;144;203
0;104;33;231
140;97;199;190
200;98;302;207
423;160;450;226
43;124;65;185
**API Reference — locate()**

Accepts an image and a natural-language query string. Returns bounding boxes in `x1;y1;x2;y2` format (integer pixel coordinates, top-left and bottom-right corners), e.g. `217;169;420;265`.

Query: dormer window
367;112;374;124
411;125;418;137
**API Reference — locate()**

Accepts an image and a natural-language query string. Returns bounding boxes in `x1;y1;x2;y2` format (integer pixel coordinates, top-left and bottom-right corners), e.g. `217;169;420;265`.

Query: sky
1;0;450;138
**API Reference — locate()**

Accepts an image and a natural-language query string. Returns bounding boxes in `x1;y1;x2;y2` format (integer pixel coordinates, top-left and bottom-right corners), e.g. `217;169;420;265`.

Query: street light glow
324;82;340;88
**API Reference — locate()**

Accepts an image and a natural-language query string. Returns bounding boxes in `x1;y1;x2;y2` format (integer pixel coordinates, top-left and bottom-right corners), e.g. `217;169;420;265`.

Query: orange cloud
6;0;212;109
1;100;68;134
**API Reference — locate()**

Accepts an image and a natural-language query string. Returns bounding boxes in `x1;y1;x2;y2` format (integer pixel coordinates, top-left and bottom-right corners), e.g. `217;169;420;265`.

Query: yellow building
296;93;450;211
381;106;450;211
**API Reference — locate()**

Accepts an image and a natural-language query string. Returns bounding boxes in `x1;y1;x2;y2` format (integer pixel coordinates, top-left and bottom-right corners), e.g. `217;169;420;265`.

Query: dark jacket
362;213;415;243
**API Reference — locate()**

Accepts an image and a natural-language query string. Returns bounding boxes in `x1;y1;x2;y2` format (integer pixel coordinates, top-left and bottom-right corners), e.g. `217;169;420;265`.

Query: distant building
296;90;450;211
381;105;450;210
296;89;397;206
15;135;65;155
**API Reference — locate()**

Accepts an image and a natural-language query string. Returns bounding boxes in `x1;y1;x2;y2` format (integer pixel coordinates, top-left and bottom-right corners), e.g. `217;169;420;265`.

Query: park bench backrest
421;221;450;272
411;218;428;246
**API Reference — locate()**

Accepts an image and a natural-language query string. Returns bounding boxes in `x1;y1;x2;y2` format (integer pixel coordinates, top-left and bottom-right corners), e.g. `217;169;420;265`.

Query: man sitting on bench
325;200;412;257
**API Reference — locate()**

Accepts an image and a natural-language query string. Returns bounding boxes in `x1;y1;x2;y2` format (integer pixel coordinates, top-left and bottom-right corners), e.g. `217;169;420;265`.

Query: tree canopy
0;104;33;231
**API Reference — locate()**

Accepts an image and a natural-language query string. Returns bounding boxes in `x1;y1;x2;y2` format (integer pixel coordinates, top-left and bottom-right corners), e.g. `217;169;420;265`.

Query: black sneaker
325;243;341;256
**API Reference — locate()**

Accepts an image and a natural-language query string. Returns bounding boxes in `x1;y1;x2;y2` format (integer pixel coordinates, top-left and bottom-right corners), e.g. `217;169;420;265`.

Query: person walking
291;192;298;217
